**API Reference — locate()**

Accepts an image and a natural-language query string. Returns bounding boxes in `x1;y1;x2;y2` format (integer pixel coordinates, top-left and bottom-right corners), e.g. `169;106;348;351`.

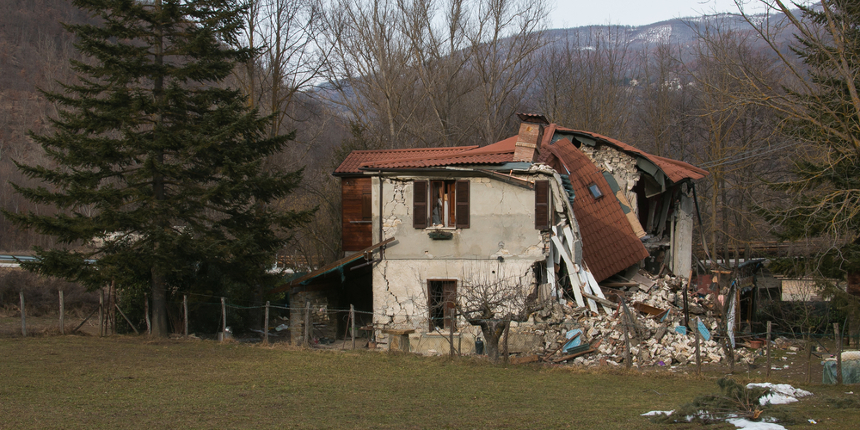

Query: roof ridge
349;146;478;154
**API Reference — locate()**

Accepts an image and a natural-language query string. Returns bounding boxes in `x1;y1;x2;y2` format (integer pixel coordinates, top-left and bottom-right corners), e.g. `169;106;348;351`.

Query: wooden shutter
455;180;470;229
535;180;550;230
413;180;428;228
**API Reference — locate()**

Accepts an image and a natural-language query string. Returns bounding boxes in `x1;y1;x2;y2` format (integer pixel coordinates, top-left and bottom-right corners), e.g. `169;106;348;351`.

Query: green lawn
0;336;856;429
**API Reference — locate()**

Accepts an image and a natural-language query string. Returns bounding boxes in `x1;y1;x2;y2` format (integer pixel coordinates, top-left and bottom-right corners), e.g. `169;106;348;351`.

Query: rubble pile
516;274;753;367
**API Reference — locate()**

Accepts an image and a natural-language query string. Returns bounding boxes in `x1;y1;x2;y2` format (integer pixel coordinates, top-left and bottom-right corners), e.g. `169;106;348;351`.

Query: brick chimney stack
513;113;549;162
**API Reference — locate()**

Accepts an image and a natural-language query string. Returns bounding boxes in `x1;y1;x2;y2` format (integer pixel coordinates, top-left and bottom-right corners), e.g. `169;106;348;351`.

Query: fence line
11;290;854;341
6;292;854;383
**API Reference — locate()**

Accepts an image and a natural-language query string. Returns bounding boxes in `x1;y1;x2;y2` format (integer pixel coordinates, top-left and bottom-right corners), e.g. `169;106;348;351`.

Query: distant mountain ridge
543;10;797;60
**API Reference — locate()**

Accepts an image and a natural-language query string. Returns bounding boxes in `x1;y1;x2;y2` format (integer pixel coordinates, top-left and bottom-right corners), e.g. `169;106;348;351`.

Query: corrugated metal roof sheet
545;138;649;282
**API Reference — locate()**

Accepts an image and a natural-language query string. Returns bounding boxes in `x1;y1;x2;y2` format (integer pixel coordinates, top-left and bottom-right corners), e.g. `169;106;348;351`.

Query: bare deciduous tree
456;268;537;362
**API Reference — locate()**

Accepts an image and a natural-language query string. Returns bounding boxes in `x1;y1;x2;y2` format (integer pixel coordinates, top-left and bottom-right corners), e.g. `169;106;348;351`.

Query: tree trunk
149;0;169;338
477;320;506;363
151;268;169;337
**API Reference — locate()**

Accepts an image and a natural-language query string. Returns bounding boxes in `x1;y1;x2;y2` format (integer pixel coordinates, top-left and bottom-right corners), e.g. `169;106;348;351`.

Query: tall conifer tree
4;0;312;336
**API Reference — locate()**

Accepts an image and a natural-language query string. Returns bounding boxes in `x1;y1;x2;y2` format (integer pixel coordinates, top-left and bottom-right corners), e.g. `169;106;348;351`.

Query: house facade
322;114;708;352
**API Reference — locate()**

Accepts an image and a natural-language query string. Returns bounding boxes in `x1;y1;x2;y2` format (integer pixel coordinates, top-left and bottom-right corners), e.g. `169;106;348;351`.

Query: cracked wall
370;174;551;350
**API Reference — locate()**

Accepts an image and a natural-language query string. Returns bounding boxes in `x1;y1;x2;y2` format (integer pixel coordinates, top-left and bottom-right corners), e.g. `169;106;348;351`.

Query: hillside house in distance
287;114;707;352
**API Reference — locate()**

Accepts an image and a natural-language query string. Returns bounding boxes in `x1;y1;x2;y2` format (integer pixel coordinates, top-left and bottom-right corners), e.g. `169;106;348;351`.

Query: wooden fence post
303;301;311;347
221;297;227;341
805;335;813;385
59;290;65;335
695;319;702;376
766;321;772;378
835;323;843;385
449;308;455;358
144;294;151;336
109;279;116;335
620;298;631;370
264;301;270;344
183;295;188;337
350;304;356;350
99;289;104;337
20;291;26;337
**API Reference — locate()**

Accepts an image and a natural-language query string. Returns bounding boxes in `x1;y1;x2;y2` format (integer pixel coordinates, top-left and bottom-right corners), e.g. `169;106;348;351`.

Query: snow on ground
641;410;673;416
747;383;813;405
726;418;786;430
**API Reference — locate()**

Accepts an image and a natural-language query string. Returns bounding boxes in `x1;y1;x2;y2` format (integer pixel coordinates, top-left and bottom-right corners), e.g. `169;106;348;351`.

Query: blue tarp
822;360;860;384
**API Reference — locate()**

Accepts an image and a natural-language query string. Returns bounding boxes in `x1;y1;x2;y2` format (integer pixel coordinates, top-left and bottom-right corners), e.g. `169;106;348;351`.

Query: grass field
0;336;857;429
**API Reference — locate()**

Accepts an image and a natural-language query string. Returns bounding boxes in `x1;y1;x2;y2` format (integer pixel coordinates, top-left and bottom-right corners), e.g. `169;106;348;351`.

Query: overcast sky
549;0;771;29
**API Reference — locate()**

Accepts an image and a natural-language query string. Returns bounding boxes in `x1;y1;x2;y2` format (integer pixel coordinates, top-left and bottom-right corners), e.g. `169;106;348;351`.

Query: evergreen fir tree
759;2;860;267
3;0;313;336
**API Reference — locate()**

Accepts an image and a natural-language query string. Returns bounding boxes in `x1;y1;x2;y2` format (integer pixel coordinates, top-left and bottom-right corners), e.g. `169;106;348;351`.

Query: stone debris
513;272;756;367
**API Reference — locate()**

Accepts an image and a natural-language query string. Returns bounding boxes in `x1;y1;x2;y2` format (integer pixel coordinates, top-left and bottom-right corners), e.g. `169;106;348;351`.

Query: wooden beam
551;232;585;308
582;292;618;309
269;237;395;295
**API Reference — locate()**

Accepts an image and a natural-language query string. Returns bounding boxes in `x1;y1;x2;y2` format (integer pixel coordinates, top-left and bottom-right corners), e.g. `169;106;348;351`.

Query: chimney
513;113;549;162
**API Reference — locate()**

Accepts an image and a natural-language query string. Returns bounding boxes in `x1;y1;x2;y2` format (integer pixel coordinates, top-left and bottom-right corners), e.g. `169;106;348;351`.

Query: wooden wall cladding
342;177;373;251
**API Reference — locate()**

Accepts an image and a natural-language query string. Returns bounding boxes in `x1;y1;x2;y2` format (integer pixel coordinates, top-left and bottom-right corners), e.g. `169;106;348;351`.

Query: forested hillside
0;0;813;270
0;0;94;250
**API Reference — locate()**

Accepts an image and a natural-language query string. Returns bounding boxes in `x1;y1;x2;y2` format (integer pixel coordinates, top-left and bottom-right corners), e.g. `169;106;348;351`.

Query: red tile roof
334;146;477;175
337;137;518;173
558;129;709;182
545;138;649;282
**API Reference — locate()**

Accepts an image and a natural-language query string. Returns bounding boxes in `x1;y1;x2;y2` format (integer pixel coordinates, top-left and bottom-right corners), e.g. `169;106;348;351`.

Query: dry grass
0;336;857;429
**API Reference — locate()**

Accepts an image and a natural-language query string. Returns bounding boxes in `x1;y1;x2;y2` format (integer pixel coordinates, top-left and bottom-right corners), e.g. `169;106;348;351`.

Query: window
413;180;469;228
587;183;603;199
428;280;457;331
430;181;455;227
535;180;551;229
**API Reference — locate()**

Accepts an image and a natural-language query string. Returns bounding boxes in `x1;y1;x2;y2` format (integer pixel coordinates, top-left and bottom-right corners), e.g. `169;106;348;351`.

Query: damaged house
284;114;707;352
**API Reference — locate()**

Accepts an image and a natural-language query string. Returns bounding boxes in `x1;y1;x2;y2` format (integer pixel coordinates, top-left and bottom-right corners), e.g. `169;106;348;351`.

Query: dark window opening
415;180;469;229
430;180;457;227
428;280;457;331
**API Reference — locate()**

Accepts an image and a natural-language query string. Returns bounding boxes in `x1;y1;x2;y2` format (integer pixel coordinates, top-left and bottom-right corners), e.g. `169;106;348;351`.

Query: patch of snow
641;410;673;417
726;418;786;430
747;383;812;406
758;393;798;405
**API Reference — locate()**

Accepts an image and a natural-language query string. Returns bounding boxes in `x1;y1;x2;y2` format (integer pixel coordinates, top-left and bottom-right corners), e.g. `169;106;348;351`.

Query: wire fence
5;289;858;368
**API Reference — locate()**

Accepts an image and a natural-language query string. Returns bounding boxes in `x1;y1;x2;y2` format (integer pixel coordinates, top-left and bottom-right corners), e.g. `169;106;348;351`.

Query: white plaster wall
372;175;546;259
372;258;537;331
369;174;549;346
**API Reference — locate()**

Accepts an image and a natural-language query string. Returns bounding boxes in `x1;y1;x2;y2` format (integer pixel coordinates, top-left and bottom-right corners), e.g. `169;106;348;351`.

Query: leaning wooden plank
576;269;599;313
510;354;540;365
546;247;557;300
552;348;596;363
551;235;585;308
584;269;613;314
71;307;99;333
562;225;576;258
581;292;618;309
115;304;139;335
